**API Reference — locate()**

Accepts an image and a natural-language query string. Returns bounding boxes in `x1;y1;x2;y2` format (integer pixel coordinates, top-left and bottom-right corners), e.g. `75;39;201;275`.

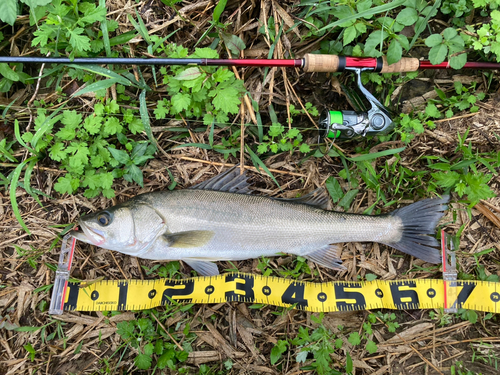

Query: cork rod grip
380;56;419;73
303;54;340;73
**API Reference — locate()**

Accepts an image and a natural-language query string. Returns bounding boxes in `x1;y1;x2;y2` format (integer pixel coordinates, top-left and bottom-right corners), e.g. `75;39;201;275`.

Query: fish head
70;201;166;255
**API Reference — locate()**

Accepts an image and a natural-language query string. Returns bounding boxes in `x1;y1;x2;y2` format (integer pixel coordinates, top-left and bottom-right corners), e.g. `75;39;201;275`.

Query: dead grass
1;1;500;374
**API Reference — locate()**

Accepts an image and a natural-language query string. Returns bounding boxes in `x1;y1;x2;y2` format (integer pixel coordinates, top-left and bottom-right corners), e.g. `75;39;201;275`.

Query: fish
70;166;449;276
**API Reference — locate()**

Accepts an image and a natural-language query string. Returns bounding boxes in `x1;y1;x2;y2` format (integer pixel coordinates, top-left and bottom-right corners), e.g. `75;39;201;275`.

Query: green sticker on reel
327;111;343;138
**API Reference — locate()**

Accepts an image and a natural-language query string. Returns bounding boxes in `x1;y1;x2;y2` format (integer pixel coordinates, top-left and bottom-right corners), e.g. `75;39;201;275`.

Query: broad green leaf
296;350;309;363
396;8;418;26
78;4;106;25
338;189;359;211
49;142;68;162
343;25;357;45
366;340;378;354
396;34;410;50
107;147;130;164
386;39;402;65
442;27;457;40
67;28;91;52
0;63;19;81
348;332;361;345
346;352;353;373
428;44;448;65
212;86;241;114
126;164;144;187
134;354;152;370
325;176;344;203
171;93;191;113
425;103;441;118
425;34;443;47
431;171;460;188
213;0;228;23
0;0;16;26
193;47;220;59
174;67;202;81
357;0;372;13
364;30;388;57
449;53;467;69
221;32;246;56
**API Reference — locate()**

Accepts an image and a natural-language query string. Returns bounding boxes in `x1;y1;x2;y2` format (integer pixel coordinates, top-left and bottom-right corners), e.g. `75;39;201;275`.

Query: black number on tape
334;283;366;311
281;282;308;309
225;274;255;302
117;282;128;311
161;280;194;305
390;281;419;309
456;281;476;306
64;282;80;311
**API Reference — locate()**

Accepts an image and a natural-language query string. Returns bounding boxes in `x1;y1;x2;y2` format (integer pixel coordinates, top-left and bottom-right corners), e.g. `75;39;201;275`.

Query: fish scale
70;167;449;276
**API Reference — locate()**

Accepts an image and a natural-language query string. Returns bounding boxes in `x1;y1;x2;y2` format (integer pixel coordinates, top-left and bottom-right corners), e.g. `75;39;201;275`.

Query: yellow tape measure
49;231;500;315
61;273;500;313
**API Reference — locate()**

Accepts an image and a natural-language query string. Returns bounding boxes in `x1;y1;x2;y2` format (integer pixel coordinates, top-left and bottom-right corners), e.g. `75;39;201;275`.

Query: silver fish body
71;167;449;276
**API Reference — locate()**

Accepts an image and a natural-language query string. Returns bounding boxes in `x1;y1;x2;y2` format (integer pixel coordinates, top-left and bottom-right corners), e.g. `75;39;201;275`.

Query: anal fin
303;244;345;270
184;260;219;276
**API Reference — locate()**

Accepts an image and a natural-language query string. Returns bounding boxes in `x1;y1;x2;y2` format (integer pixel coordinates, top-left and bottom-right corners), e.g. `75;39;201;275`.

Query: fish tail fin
383;195;449;264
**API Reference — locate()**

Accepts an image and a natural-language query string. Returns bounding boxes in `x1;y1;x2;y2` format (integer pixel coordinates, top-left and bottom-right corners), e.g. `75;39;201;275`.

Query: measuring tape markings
62;273;500;313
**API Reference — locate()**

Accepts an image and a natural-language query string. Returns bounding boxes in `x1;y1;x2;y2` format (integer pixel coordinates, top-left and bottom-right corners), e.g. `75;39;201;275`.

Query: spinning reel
319;68;393;140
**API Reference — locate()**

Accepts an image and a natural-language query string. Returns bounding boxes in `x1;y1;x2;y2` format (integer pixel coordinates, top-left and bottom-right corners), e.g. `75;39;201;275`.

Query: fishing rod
2;54;498;139
2;54;500;71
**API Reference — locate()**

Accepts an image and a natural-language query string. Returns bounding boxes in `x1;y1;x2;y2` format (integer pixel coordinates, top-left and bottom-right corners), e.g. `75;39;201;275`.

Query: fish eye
97;212;112;226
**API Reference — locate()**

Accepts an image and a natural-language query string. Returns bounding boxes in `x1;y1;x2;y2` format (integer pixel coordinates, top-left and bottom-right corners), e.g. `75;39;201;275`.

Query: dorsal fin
274;188;330;210
189;166;252;194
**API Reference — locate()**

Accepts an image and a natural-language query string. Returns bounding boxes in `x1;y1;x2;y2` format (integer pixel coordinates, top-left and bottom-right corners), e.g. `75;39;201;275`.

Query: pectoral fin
162;230;214;248
184;260;219;276
303;244;345;270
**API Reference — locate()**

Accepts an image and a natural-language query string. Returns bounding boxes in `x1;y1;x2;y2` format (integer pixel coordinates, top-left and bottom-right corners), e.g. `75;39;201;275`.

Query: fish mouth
69;223;106;246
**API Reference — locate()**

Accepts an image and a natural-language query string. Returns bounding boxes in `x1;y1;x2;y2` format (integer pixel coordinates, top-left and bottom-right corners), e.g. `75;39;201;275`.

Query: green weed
451;361;484;375
116;308;195;371
154;44;245;127
428;128;497;206
20;97;153;198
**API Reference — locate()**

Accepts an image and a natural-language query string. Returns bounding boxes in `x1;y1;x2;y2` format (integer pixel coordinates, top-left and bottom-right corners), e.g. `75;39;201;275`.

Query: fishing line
0;106;324;133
